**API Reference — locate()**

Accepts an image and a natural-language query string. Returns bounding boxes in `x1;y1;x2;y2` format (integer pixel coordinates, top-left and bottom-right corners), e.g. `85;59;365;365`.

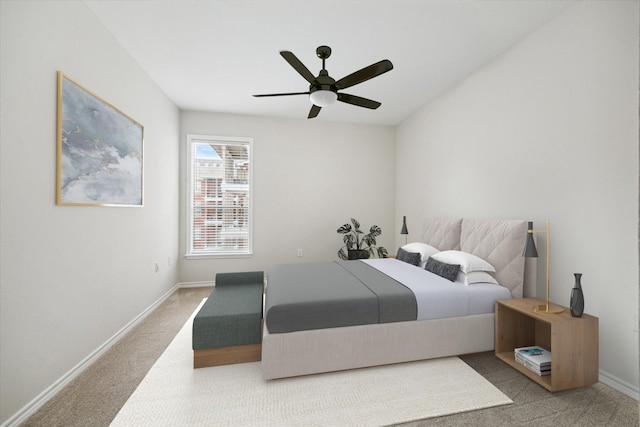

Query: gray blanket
265;261;417;333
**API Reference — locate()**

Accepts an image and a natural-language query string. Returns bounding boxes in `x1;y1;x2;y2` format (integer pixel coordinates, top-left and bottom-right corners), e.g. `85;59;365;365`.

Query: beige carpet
110;300;512;426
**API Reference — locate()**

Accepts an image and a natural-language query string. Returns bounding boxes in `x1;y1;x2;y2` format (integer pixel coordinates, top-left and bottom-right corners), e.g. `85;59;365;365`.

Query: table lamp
523;220;563;314
400;216;408;245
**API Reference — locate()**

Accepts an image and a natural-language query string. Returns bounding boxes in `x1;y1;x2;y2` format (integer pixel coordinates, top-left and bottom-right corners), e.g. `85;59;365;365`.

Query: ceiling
85;0;576;126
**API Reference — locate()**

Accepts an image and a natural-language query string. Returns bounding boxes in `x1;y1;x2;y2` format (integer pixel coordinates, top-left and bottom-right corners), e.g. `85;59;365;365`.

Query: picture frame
56;71;144;207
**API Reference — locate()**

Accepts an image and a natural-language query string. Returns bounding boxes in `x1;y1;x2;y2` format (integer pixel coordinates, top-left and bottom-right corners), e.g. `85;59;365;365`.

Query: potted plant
337;218;388;260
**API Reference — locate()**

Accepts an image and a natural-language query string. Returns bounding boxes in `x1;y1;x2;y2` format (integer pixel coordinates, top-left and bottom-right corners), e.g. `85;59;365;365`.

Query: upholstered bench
192;271;264;368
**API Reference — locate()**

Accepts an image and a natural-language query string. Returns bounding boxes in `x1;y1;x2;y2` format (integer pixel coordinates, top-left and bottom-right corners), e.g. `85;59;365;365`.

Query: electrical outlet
154;262;159;273
297;249;303;257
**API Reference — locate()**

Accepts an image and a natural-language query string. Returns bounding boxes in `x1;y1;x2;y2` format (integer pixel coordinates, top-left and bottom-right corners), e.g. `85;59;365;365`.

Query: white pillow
457;271;498;286
401;242;439;268
431;250;495;274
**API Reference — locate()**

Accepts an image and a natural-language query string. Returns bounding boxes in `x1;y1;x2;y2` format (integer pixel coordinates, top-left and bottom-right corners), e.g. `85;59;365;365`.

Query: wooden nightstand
495;297;599;392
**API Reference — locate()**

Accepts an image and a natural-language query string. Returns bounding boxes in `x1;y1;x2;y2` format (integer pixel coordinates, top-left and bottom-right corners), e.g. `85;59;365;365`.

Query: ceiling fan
253;45;393;119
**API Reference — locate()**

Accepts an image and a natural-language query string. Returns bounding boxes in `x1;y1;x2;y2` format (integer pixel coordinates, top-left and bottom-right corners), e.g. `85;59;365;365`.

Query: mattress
265;259;511;334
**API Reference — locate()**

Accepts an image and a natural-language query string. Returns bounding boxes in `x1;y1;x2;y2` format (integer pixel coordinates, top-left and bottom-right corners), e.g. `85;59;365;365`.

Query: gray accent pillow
425;257;460;282
396;247;421;266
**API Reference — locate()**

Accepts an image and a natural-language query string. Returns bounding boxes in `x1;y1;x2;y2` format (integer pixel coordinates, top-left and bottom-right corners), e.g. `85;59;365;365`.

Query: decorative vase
570;273;584;317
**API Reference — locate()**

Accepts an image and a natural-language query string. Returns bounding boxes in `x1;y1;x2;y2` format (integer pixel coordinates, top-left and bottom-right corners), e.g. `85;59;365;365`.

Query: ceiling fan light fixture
309;90;337;107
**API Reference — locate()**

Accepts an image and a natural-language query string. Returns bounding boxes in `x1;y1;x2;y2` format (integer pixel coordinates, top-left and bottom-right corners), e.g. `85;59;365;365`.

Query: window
187;134;252;257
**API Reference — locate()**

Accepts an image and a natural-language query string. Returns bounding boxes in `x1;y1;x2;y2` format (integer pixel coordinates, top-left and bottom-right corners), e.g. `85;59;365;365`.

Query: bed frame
261;218;532;380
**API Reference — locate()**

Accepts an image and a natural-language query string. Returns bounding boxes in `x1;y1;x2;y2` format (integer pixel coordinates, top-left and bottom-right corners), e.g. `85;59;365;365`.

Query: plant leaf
364;235;375;247
369;225;382;237
343;234;355;248
337;224;352;234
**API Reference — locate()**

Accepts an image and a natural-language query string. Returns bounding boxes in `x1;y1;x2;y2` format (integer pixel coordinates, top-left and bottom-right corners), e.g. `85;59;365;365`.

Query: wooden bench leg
194;344;262;368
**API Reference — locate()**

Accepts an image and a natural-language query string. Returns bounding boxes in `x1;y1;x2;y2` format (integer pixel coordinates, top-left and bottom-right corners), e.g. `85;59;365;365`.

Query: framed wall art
56;71;144;206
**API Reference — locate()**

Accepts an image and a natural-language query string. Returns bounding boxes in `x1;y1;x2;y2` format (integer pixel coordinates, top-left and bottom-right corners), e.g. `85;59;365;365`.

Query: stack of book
514;346;551;376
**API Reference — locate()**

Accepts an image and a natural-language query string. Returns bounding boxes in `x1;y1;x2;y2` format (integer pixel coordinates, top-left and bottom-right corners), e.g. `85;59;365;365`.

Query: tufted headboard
421;218;527;298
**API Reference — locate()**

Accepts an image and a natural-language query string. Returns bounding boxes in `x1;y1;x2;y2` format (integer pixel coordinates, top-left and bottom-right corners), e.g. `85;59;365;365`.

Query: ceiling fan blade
308;104;321;119
335;59;393;90
253;91;310;97
337;93;381;109
280;51;316;84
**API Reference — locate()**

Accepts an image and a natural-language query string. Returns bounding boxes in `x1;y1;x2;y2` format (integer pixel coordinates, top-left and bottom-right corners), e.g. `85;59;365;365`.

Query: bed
261;218;532;380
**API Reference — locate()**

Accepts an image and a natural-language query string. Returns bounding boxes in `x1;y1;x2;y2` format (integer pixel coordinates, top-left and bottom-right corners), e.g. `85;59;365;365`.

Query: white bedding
362;258;512;321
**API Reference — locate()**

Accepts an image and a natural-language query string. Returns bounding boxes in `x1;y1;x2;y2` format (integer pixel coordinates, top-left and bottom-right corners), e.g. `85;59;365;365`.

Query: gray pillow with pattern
396;247;421;266
425;257;460;282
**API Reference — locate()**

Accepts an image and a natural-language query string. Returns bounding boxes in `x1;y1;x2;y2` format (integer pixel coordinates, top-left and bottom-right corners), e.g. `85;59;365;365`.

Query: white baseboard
178;280;215;288
1;284;180;427
599;369;640;401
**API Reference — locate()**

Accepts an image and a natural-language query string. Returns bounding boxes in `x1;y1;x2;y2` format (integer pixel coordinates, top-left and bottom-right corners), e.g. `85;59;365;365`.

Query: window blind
187;135;252;256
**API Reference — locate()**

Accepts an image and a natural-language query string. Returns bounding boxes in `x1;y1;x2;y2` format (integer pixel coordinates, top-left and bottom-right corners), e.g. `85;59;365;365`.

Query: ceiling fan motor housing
310;70;336;92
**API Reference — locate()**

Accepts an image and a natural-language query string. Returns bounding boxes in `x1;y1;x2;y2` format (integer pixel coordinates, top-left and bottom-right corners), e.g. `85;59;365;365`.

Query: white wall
396;1;639;396
0;2;180;424
179;111;396;283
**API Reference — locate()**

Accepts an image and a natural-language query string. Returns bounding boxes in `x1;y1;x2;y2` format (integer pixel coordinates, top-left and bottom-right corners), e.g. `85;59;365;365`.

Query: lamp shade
523;221;538;257
400;216;408;235
309;90;337;107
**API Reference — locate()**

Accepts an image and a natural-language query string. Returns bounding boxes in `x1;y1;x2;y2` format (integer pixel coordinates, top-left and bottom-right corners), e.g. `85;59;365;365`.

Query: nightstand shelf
495;298;598;392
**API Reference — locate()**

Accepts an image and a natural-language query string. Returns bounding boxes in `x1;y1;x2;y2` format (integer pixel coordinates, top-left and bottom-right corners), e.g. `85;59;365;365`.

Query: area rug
110;300;512;426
